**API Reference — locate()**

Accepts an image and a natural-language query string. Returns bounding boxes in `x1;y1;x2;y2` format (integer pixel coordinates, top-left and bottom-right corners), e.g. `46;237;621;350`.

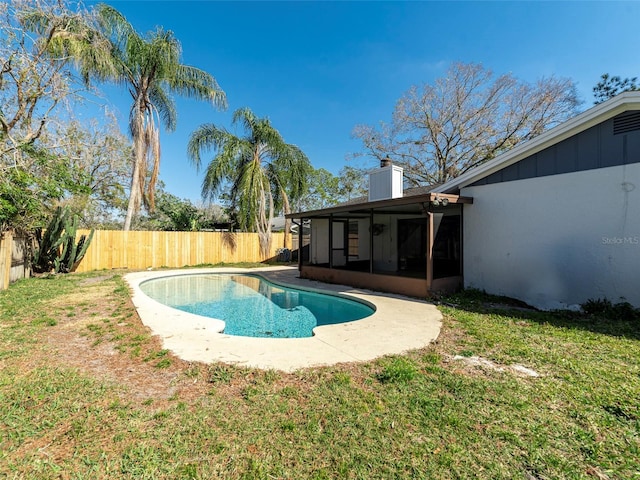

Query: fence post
0;231;13;290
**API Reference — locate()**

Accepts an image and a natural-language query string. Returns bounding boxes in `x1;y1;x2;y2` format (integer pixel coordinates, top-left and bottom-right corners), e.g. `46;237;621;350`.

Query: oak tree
0;0;113;231
352;62;580;186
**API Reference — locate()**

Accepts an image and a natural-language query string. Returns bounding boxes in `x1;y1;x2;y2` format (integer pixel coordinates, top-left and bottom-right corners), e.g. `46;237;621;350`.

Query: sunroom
286;162;472;298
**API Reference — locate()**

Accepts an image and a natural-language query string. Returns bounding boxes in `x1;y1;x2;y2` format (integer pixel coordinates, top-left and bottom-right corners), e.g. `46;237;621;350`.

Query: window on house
348;220;359;259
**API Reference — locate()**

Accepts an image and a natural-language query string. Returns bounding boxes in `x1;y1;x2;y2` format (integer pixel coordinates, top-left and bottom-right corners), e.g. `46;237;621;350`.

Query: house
433;91;640;310
270;216;287;232
287;92;640;309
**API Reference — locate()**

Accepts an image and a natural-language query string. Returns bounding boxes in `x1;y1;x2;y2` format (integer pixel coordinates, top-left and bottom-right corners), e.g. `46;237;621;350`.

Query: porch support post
297;218;303;271
426;211;434;291
369;209;374;274
328;213;333;269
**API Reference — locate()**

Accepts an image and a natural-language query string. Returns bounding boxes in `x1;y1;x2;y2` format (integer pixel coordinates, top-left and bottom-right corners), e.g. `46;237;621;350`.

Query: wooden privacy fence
73;230;286;273
0;231;30;290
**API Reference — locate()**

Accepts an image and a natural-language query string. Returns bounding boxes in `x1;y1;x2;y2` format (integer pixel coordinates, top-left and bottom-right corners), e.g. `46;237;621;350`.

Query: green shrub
582;298;640;320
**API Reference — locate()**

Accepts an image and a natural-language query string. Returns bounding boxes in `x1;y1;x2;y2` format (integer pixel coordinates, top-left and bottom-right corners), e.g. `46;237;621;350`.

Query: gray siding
470;111;640;187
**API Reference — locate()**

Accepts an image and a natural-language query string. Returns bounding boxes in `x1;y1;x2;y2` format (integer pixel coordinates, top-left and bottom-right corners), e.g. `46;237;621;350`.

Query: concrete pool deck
125;266;442;372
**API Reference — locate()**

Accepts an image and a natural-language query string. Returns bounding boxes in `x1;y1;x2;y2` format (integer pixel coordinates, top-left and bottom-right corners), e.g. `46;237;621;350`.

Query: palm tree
94;4;226;230
187;107;311;256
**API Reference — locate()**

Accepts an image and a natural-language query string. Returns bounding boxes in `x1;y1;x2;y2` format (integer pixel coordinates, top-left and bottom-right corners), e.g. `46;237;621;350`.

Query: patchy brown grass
1;272;639;479
40;274;215;405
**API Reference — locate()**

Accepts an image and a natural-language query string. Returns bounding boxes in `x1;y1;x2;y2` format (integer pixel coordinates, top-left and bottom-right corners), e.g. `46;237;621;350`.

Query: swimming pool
140;274;375;338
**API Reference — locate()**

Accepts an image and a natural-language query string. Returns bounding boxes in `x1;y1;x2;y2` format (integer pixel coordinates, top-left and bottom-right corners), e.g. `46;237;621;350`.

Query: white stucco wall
461;163;640;310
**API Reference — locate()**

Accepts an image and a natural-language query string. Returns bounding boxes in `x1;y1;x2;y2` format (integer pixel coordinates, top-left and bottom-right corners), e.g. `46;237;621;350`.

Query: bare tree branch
352;62;581;186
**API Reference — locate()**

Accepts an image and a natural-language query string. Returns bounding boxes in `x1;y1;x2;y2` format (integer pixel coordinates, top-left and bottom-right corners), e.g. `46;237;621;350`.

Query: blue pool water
139;274;375;338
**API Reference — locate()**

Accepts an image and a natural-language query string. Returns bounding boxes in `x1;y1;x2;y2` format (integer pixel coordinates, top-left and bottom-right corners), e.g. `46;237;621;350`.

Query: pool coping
125;266;442;372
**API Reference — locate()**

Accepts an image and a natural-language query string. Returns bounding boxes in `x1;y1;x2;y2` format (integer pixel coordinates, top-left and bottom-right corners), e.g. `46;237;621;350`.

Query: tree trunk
282;190;291;250
123;159;141;231
255;187;274;259
123;125;145;231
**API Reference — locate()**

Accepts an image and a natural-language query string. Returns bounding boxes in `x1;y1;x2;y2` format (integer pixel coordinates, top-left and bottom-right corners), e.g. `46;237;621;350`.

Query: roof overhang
286;192;472;219
433;91;640;194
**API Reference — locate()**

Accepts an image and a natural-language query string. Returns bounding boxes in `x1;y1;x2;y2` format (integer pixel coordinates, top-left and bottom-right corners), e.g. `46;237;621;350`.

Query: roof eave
286;193;472;218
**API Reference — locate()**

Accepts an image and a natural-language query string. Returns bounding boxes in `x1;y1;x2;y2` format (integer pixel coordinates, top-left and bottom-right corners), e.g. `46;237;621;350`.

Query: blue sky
84;1;640;203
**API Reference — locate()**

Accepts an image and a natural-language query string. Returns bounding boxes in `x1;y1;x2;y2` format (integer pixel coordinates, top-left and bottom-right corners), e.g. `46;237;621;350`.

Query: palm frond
187;123;231;169
95;3;136;50
233;158;269;232
149;85;177;131
201;138;245;200
145;28;181;77
268;163;285;212
171;65;227;109
277;145;312;201
232;107;258;136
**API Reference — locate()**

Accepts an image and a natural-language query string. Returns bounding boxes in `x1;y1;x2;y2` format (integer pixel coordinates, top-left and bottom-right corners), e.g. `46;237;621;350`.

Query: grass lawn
1;271;638;479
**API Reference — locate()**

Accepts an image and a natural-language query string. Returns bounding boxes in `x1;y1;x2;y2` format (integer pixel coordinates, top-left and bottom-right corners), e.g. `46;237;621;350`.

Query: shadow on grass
440;289;640;341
